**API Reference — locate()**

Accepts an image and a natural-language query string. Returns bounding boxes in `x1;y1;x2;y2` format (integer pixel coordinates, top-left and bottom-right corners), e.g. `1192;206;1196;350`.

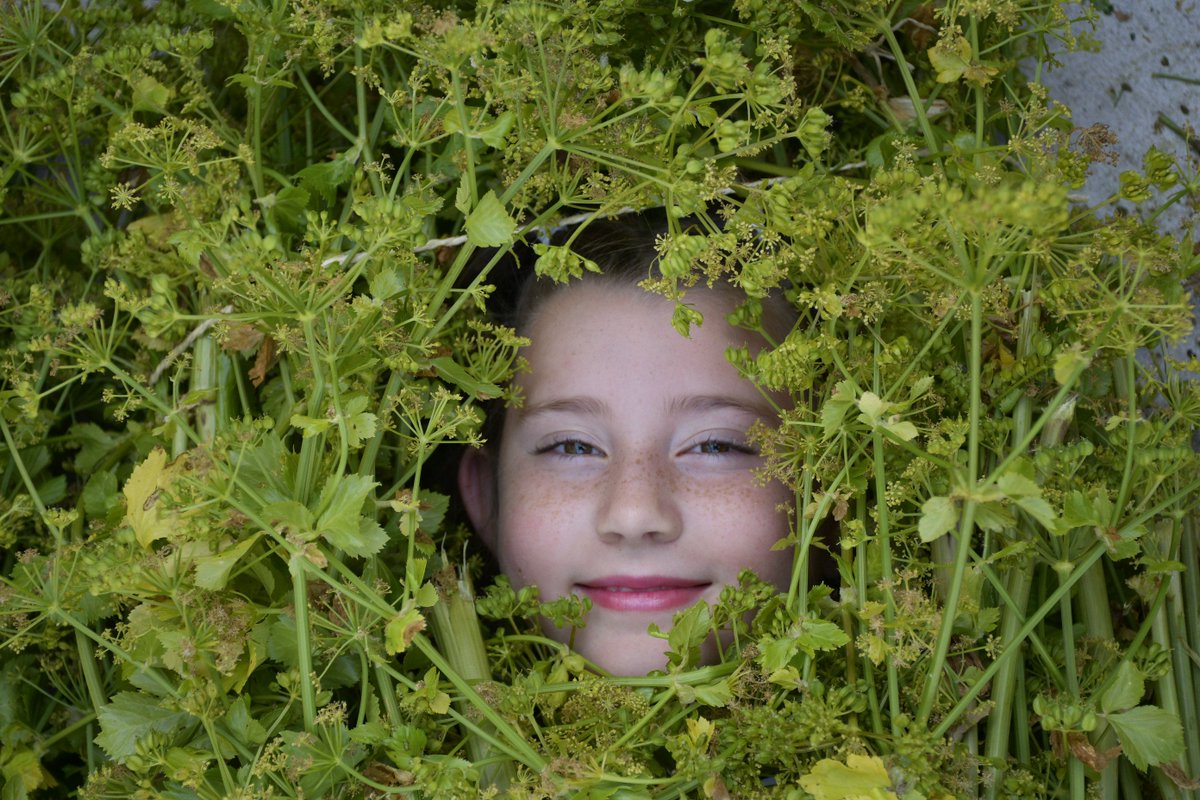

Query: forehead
514;282;764;404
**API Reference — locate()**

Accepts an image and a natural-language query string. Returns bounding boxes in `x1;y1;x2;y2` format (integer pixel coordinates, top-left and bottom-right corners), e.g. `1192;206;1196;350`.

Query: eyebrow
517;394;773;422
517;396;612;421
666;394;776;418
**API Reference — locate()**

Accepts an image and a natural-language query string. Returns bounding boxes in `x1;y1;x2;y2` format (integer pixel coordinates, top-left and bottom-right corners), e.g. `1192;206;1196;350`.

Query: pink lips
576;576;710;612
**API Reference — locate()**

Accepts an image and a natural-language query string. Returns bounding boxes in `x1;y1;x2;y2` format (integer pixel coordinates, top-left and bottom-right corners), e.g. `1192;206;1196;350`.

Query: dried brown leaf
1162;762;1200;790
222;323;264;354
1067;732;1122;772
249;337;277;388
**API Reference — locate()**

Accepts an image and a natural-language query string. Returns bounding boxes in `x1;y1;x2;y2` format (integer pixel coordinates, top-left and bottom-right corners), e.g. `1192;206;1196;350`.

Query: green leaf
261;500;315;535
1016;495;1058;531
793;617;850;656
856;391;885;424
298;149;357;206
1053;344;1091;386
477;110;515;148
908;375;934;400
1;748;56;798
679;677;733;708
997;470;1041;498
454;174;472;215
96;692;194;761
432;356;502;400
193;534;260;591
464;190;515;248
1101;661;1145;714
316;474;387;558
821;381;856;438
1107;706;1184;770
290;414;333;438
1061;491;1098;530
974;500;1016;533
369;268;406;301
919;495;958;542
665;602;711;670
297;152;356;206
413;581;439;608
83;472;118;519
341;396;378;449
225;696;267;746
270;186;310;231
883;418;919;441
131;74;173;112
267;615;299;667
757;637;800;674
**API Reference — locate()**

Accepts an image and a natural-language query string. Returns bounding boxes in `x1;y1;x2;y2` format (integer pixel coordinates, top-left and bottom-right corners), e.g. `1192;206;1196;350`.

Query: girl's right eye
536;438;602;457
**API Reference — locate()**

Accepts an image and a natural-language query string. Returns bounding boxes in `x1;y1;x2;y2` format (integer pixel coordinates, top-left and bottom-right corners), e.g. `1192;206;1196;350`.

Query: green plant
1;1;1197;798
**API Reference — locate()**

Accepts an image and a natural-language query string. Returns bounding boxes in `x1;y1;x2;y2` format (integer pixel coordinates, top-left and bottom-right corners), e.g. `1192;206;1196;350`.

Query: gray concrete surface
1039;0;1198;361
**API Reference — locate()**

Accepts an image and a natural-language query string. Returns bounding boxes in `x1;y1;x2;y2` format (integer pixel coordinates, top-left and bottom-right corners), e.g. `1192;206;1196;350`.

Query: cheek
684;476;793;583
493;474;588;589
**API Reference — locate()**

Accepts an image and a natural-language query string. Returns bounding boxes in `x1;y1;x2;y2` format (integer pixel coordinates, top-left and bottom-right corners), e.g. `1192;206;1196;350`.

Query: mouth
575;576;711;613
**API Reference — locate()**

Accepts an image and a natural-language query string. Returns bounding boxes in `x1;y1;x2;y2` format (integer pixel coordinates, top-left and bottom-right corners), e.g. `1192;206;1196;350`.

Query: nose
594;453;683;545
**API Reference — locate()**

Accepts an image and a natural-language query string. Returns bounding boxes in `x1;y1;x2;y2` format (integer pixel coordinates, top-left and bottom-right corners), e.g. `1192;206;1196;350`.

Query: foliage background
0;1;1197;798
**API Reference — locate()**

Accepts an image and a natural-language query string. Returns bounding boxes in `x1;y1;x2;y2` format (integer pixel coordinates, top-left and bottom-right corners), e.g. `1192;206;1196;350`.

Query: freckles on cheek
497;479;588;582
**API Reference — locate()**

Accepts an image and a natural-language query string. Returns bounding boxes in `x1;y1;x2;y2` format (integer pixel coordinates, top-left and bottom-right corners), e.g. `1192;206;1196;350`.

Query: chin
578;631;732;676
576;636;673;677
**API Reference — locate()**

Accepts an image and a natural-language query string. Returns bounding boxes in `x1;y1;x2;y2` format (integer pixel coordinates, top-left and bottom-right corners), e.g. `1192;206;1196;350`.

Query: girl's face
459;283;793;675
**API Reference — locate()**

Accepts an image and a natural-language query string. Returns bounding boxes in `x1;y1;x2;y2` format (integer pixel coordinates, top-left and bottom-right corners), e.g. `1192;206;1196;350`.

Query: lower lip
577;584;709;612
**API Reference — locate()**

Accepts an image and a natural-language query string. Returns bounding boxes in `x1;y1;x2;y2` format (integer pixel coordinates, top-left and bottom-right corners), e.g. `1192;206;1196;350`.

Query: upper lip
576;576;710;591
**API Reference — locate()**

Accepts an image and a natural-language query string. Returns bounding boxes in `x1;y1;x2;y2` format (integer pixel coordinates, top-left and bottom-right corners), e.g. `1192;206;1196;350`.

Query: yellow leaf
929;35;971;84
799;753;897;800
123;448;176;549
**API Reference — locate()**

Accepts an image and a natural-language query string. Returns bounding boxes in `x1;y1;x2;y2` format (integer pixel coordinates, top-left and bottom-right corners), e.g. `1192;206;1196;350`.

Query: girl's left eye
691;438;755;456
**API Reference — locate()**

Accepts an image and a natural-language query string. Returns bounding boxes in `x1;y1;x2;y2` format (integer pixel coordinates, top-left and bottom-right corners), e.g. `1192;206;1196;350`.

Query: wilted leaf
1067;732;1122;772
249;336;277;387
385;604;426;655
799;753;896;799
929;35;971;83
124;448;174;548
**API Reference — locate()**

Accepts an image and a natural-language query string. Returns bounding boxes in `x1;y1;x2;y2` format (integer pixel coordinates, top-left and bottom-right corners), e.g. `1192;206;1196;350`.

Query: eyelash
536;438;602;457
692;437;757;456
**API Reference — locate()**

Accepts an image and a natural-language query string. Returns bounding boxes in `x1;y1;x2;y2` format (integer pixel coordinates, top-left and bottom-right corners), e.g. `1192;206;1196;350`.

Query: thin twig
1151;73;1200;87
148;305;234;385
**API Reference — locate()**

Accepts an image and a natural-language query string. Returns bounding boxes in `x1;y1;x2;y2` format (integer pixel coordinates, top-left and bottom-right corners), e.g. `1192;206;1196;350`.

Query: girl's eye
537;439;602;457
693;438;756;456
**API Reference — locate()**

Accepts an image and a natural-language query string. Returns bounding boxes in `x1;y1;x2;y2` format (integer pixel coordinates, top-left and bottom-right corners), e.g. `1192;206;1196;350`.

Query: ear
458;447;498;552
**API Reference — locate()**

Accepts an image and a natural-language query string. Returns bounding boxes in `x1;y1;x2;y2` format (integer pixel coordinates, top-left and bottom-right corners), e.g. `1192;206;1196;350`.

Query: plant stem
427;558;513;789
986;286;1042;795
918;288;983;725
290;557;318;731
